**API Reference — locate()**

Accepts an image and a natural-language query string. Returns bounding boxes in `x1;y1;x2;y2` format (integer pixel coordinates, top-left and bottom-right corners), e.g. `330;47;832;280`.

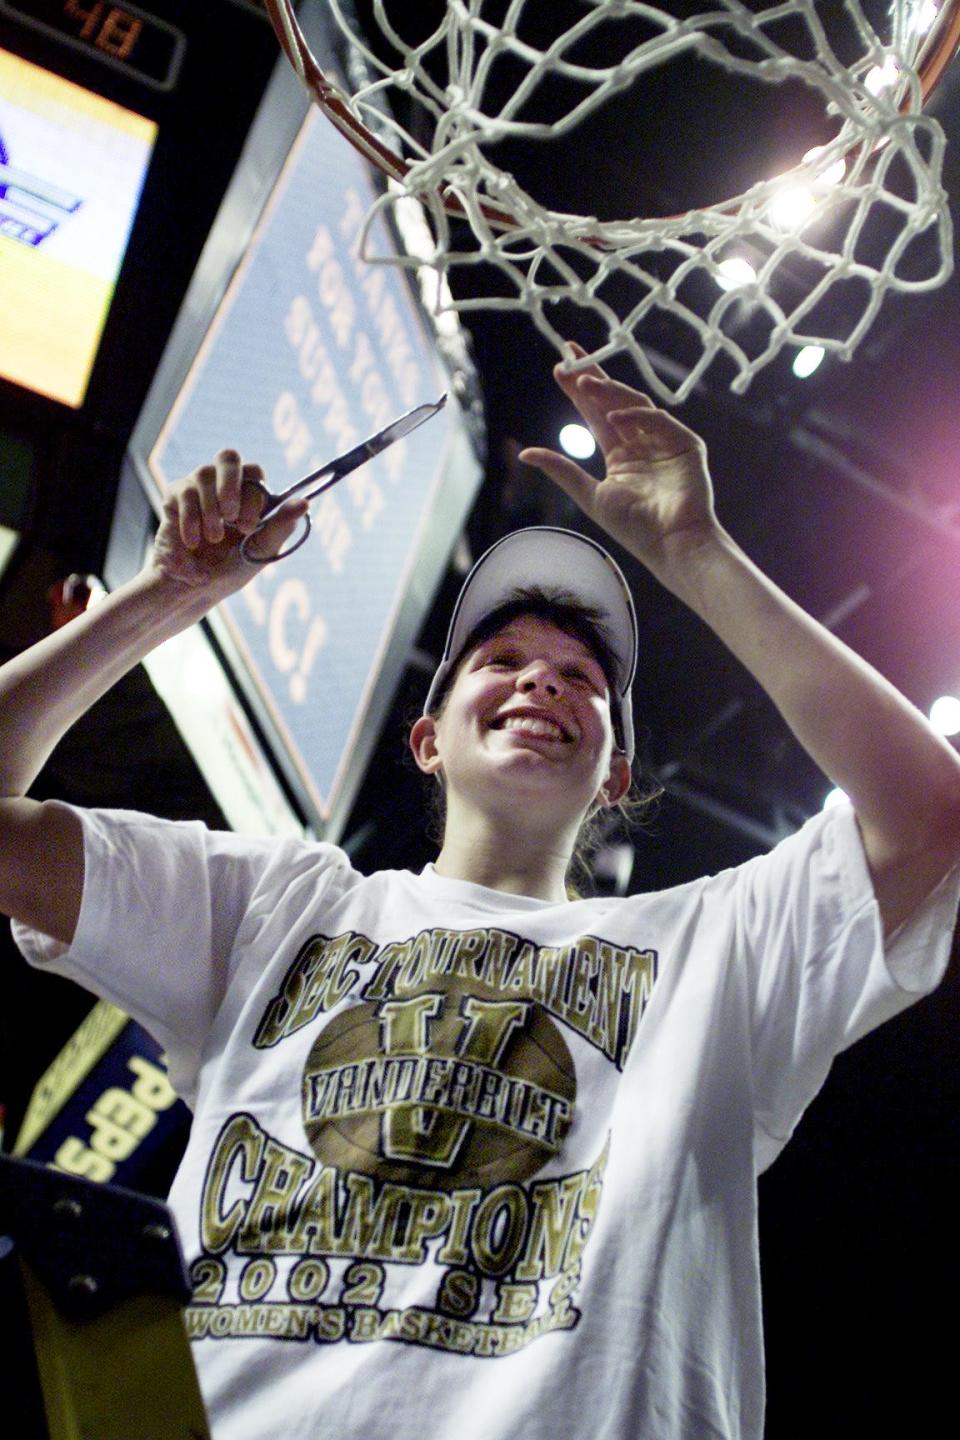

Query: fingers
194;463;226;545
241;498;309;564
517;446;596;513
607;404;704;459
553;345;657;454
553;340;649;397
170;450;267;550
557;354;654;412
167;484;202;552
237;464;267;534
207;451;267;537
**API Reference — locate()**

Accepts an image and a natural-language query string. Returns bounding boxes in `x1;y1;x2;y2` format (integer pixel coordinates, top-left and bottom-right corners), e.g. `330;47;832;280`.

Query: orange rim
263;0;518;233
917;0;960;101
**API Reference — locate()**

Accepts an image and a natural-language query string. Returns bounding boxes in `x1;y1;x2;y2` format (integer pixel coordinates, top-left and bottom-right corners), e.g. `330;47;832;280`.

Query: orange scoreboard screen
0;45;156;406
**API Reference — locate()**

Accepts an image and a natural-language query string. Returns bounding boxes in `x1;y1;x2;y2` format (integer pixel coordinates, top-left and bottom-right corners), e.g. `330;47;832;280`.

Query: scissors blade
326;394;448;480
257;394;447;519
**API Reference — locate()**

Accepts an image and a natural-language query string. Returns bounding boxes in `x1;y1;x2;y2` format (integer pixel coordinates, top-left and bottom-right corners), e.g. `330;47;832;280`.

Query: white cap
424;527;637;759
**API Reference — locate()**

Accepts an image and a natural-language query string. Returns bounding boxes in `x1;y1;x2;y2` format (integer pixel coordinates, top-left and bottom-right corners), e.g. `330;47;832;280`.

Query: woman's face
411;613;630;822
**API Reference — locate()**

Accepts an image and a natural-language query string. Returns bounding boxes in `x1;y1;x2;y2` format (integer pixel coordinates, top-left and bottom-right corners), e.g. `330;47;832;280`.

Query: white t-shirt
14;802;959;1440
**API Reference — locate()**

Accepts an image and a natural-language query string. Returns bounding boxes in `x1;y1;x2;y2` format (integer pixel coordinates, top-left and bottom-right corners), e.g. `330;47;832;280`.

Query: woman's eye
564;666;599;689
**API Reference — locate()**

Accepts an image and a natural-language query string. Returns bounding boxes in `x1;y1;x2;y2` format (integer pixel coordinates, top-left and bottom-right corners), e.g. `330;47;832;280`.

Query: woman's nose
516;660;561;695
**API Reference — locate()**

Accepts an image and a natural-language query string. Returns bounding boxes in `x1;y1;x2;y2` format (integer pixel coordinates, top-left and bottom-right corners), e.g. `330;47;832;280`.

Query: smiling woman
407;549;641;902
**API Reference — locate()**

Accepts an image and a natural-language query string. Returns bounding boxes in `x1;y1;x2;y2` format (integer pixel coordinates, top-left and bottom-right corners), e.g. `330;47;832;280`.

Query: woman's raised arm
0;450;305;944
521;352;960;934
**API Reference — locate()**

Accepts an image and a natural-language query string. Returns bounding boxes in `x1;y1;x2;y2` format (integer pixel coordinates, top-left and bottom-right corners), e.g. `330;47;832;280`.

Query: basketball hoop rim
918;0;960;98
263;0;960;237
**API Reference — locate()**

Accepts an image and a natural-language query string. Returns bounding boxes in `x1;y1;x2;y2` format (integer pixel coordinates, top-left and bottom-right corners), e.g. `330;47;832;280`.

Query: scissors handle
239;480;314;566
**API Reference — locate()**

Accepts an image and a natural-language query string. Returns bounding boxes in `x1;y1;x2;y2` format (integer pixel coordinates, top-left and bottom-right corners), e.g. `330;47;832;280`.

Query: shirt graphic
188;923;657;1357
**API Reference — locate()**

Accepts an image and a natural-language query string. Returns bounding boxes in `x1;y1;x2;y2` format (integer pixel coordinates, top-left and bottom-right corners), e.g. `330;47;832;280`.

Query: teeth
501;715;565;740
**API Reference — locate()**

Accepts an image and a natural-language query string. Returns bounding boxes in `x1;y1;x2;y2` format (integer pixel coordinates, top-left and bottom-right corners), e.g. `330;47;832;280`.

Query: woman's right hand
151;448;308;597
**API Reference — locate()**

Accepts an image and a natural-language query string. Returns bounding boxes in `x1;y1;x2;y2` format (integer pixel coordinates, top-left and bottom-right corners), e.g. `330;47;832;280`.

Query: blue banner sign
148;108;454;821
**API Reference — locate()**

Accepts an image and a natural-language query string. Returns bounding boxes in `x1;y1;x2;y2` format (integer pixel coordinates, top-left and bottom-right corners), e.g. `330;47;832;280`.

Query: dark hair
420;587;660;895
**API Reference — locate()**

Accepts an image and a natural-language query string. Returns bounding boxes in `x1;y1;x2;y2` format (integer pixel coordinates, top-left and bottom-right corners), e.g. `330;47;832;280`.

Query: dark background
0;3;958;1434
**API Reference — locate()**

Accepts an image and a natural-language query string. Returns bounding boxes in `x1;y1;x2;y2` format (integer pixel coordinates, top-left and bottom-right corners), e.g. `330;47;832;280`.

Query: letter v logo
379;993;529;1169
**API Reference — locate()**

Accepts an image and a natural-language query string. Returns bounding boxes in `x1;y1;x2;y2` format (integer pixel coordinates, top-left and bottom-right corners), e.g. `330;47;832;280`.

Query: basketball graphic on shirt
301;976;576;1189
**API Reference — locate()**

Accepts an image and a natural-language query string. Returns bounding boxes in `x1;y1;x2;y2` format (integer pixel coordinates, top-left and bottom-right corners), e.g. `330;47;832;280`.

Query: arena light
792;345;826;378
866;55;901;94
559;423;596;460
802;146;846;189
929;694;960;735
767;147;845;232
0;524;17;584
715;256;757;291
908;1;941;37
768;183;817;231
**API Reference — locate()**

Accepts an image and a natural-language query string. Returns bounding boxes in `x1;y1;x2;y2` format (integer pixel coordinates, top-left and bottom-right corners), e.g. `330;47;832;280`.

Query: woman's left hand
519;346;721;578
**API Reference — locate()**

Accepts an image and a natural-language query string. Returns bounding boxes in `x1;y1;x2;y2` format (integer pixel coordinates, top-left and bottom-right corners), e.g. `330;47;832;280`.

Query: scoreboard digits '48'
0;0;186;89
64;0;143;62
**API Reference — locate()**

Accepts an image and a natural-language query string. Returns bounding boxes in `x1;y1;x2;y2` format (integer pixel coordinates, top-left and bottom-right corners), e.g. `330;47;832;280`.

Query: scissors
240;394;447;565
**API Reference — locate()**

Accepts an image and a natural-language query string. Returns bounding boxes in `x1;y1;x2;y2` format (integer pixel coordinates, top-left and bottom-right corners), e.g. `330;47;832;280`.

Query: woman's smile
490;706;574;744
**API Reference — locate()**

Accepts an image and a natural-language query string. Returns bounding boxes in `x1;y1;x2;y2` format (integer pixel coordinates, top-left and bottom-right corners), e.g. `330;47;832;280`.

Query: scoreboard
0;2;187;404
0;0;186;89
0;43;158;405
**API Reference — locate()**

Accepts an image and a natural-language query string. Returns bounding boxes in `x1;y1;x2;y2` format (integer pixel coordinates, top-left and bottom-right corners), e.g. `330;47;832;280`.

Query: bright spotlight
908;1;940;38
866;55;901;95
715;256;757;291
559;423;596;460
802;145;846;189
792;345;826;379
768;184;816;231
929;695;960;736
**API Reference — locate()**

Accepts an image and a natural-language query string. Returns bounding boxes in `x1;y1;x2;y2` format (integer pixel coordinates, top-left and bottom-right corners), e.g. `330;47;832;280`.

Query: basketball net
265;1;960;402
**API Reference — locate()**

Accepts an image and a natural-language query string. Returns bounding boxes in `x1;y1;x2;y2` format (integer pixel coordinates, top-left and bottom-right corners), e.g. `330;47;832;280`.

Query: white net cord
266;1;958;402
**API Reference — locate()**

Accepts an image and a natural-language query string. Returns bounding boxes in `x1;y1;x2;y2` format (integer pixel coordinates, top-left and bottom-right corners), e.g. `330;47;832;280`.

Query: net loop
265;1;960;401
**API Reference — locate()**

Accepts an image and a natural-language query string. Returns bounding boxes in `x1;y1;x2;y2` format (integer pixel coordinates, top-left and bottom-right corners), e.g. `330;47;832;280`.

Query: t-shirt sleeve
737;802;960;1172
11;803;288;1105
